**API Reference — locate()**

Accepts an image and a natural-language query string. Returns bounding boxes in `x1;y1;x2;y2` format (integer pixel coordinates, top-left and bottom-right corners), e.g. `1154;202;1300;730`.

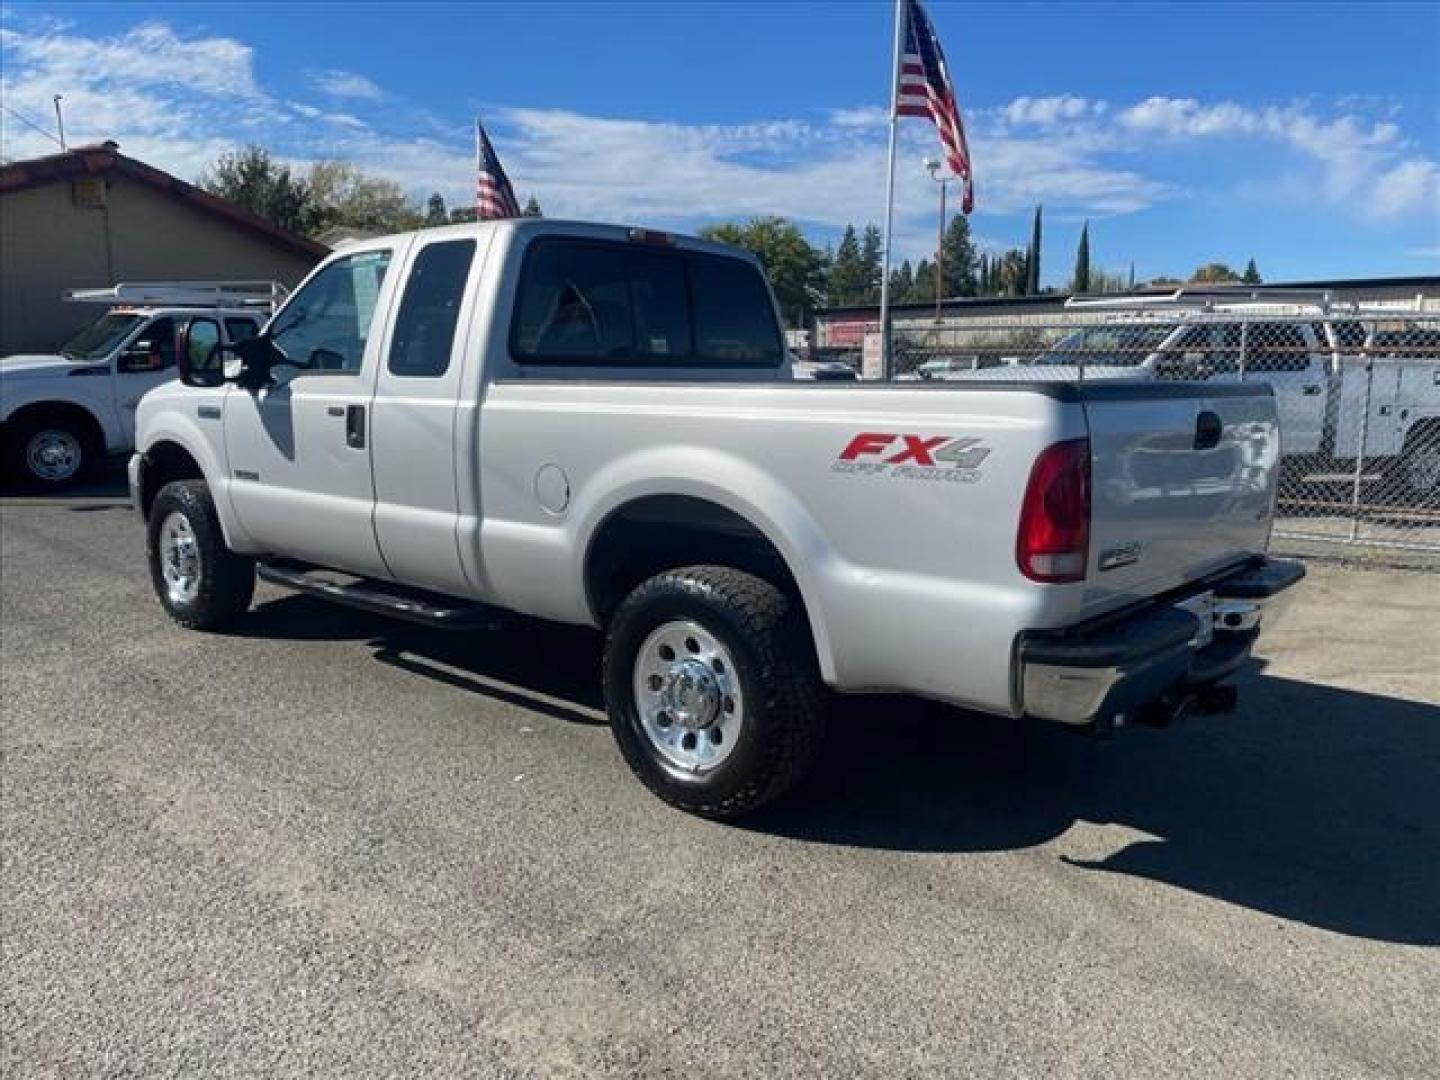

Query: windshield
60;313;143;361
1036;325;1174;367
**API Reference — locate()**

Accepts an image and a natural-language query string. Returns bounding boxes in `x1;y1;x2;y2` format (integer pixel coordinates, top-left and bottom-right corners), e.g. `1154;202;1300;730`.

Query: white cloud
309;69;384;102
1117;95;1434;217
1003;95;1103;126
829;105;888;128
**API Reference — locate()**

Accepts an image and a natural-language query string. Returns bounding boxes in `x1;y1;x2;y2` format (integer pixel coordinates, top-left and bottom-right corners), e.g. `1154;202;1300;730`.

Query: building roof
818;275;1440;319
0;142;328;261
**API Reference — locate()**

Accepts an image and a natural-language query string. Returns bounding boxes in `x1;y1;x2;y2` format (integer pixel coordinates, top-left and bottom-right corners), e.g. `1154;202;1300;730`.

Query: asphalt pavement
3;471;1438;1078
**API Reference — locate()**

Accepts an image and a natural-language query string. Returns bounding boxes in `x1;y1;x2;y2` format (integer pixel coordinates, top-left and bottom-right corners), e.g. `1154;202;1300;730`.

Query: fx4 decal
833;432;991;482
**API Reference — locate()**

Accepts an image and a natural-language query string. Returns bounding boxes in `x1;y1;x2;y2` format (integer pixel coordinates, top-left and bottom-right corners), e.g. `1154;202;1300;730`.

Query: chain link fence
811;306;1440;562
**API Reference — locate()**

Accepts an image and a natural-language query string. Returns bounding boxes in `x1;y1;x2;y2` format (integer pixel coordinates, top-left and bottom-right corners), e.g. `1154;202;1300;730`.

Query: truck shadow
750;664;1440;947
240;593;1439;947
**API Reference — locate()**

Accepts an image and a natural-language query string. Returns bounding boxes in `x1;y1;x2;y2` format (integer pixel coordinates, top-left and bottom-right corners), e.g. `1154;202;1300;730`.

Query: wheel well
4;401;105;452
138;440;204;520
585;495;803;624
1403;417;1440;449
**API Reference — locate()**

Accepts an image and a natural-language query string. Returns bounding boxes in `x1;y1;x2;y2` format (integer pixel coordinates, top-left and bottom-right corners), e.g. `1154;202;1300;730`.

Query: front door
223;243;407;578
113;315;180;445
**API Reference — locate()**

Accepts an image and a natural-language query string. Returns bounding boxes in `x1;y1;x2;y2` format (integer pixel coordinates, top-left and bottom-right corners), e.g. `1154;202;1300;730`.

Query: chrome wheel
159;511;202;605
26;428;82;482
633;619;744;775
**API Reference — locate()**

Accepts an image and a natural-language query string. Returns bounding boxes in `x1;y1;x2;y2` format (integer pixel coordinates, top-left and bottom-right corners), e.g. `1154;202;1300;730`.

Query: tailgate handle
1194;410;1223;450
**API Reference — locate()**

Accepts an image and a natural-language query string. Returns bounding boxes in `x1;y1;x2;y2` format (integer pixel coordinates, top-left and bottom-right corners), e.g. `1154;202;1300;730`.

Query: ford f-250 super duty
130;219;1303;818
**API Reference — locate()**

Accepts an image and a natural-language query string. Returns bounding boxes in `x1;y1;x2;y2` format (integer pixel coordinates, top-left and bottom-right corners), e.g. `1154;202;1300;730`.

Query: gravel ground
2;475;1437;1078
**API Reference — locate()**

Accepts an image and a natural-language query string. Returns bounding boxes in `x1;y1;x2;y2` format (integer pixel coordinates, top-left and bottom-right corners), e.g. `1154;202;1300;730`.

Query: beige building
0;142;326;355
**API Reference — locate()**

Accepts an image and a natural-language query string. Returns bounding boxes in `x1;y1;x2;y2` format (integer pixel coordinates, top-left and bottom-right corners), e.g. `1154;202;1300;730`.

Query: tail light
1017;438;1091;583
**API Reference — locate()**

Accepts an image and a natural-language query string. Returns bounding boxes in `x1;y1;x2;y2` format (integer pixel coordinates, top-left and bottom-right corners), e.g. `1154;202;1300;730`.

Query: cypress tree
1026;205;1042;295
1072;222;1091;294
1243;258;1262;285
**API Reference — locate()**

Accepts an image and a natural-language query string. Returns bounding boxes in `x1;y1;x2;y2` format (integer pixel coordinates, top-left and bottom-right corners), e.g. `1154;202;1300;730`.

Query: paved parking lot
3;473;1438;1078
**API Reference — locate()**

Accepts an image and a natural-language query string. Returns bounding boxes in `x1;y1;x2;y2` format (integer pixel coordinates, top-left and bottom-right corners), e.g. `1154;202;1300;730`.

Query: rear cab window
511;238;782;368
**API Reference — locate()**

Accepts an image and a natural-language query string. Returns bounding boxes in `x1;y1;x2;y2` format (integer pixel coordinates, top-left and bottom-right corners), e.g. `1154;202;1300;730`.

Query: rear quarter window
511;238;781;367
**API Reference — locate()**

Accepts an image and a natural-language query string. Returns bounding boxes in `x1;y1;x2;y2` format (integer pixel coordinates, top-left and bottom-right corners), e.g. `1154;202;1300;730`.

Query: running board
257;561;502;630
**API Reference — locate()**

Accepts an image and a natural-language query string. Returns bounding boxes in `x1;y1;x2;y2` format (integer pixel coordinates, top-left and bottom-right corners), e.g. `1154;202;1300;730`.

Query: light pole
924;158;951;325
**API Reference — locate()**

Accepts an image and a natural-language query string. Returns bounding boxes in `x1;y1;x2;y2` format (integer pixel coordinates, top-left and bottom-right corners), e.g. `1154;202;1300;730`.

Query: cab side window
269;250;393;374
119;317;176;372
1248;323;1311;373
388;240;476;378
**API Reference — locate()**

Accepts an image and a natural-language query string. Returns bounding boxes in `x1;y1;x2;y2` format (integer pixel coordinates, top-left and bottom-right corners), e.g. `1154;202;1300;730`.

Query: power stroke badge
832;432;992;482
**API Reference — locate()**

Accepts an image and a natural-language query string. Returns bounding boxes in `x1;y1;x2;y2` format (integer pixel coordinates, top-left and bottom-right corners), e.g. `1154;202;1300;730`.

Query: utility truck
1;282;282;487
976;291;1440;501
130;220;1302;817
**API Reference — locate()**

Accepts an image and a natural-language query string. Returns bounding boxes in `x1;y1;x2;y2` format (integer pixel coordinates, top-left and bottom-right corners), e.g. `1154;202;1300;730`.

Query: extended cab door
369;233;487;595
223;242;407;577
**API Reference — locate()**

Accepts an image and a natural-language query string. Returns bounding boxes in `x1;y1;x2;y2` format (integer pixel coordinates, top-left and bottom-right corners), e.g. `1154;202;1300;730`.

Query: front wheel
6;417;91;489
1394;426;1440;504
603;565;826;819
147;480;255;630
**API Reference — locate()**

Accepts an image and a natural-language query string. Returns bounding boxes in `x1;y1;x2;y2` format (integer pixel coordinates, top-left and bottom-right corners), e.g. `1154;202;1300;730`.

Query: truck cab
0;282;280;488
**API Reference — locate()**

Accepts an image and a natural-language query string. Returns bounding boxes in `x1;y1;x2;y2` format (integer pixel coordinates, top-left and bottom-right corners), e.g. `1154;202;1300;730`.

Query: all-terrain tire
147;480;255;630
603;565;826;819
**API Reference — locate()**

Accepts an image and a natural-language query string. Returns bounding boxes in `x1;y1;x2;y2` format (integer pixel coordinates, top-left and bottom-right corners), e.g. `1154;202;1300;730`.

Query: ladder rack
63;281;289;311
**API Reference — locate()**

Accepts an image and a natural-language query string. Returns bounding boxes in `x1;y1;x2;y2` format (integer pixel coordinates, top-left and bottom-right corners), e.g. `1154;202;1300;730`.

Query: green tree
1190;262;1242;283
912;257;935;303
700;216;828;327
997;248;1029;296
1072;221;1091;294
889;259;915;303
448;205;479;224
860;223;883;303
304;160;423;234
423;192;448;227
1242;258;1262;285
199;146;311;236
1025;205;1042;295
826;225;868;307
522;195;543;217
940;213;978;297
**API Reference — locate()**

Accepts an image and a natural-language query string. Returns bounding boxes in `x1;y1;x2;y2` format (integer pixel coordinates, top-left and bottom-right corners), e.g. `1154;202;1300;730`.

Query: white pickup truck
1013;310;1440;501
0;283;276;488
130;219;1303;817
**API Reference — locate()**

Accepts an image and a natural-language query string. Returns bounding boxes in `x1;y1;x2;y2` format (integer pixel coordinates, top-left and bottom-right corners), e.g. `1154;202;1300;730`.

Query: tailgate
1081;384;1278;615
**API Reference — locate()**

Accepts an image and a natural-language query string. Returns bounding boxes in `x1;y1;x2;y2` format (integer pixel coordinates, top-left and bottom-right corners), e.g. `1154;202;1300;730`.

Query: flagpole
877;0;906;380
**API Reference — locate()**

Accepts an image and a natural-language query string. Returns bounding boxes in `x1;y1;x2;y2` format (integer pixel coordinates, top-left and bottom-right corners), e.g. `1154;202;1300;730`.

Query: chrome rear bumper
1019;558;1305;727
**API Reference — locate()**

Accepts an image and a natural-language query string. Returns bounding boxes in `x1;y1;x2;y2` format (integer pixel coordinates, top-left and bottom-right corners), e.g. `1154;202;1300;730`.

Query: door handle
1302;385;1322;396
1194;410;1223;450
345;404;366;448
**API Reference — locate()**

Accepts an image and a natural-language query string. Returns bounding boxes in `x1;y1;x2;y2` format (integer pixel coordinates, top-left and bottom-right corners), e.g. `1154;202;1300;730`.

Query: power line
0;102;65;148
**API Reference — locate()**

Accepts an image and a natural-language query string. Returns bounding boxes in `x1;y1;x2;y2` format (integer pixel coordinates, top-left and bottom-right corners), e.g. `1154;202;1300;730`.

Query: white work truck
1010;300;1440;501
130;220;1302;817
0;283;279;487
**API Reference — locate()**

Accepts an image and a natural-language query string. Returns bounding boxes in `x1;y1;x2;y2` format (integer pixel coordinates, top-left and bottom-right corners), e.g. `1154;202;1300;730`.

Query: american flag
895;0;974;213
474;118;521;220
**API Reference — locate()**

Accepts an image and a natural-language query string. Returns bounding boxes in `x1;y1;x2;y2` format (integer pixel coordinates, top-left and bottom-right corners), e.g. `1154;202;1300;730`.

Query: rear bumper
1019;557;1305;727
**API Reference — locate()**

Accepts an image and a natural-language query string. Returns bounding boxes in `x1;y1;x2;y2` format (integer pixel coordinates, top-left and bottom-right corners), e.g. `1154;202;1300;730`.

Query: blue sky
2;2;1437;286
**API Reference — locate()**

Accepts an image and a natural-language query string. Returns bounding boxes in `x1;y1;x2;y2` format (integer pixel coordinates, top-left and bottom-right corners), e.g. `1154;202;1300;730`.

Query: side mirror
176;320;225;387
117;342;160;373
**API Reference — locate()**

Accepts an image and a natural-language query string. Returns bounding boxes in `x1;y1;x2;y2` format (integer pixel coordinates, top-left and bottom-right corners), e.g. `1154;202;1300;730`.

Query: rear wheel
603;565;825;819
146;480;255;630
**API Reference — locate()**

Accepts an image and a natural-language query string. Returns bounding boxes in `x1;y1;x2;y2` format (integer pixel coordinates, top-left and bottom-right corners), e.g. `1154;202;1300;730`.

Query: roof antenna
53;95;66;151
